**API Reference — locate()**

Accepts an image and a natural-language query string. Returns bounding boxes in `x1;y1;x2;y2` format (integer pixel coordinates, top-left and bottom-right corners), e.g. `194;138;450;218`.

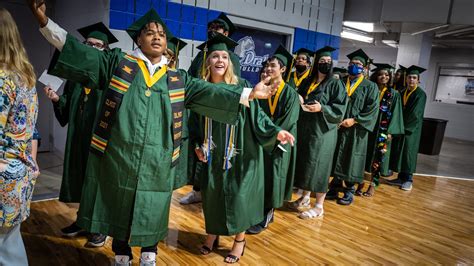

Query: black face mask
295;65;307;73
318;63;331;74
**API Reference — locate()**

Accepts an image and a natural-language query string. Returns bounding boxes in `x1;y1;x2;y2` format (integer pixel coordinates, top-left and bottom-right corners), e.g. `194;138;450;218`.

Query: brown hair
0;8;36;88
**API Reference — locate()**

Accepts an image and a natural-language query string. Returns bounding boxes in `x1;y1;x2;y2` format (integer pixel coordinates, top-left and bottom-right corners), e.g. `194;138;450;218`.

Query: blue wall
109;0;340;58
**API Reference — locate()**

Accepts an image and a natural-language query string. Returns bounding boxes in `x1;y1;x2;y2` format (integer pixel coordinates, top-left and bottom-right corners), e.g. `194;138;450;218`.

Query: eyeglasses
83;41;105;49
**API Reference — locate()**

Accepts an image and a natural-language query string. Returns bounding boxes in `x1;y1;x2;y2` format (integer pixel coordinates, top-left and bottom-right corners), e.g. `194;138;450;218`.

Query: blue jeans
0;224;28;265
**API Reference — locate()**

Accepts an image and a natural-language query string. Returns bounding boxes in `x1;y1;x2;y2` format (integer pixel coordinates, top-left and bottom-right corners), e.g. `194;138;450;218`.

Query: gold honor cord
379;86;388;102
268;80;285;118
294;70;310;87
305;80;321;99
403;86;418;106
346;75;364;97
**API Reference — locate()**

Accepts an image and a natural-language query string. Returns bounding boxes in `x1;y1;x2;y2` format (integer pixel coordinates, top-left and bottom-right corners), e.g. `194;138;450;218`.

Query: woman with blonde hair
189;33;294;263
0;7;39;265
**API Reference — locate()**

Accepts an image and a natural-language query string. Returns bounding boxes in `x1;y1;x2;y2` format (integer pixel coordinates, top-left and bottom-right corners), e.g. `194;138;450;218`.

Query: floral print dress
0;69;38;227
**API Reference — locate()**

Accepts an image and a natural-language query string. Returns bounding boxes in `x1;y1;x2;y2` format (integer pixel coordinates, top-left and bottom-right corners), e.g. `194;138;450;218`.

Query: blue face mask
348;64;364;75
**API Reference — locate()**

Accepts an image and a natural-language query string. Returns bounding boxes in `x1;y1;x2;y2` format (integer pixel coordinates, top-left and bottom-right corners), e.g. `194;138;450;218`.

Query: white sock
315;203;323;209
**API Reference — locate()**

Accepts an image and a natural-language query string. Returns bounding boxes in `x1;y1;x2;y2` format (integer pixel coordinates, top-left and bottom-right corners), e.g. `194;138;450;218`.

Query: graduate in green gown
43;22;117;245
387;65;427;191
287;48;313;90
355;63;404;197
181;13;241;205
289;46;347;219
165;36;187;69
328;49;379;206
29;3;282;264
246;45;300;233
189;34;294;263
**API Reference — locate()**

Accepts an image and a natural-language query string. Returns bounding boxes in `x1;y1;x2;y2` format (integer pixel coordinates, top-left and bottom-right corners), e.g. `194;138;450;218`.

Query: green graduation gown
365;88;404;175
294;78;347;192
49;35;247;247
190;79;280;235
53;81;103;203
287;70;310;91
391;87;426;174
258;82;300;209
188;50;241;78
332;77;380;184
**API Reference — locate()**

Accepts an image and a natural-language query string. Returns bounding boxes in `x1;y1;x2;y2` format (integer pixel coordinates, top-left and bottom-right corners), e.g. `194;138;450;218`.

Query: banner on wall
232;28;287;85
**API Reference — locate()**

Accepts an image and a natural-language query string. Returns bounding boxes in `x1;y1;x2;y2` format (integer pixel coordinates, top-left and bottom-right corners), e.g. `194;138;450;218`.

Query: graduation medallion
145;88;152;97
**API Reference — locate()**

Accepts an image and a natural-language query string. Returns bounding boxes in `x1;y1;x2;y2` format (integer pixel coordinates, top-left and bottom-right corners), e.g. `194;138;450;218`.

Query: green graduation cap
346;48;370;66
272;44;294;80
208;12;236;36
315;45;336;59
77;22;118;44
126;9;173;44
333;67;347;74
406;65;426;75
273;44;294;67
293;48;313;58
167;37;187;56
372;63;395;72
197;33;238;53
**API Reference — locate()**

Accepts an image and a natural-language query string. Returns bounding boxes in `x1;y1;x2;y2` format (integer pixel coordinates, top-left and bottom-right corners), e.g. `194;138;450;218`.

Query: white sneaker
114;255;131;266
140;252;156;266
179;190;202;205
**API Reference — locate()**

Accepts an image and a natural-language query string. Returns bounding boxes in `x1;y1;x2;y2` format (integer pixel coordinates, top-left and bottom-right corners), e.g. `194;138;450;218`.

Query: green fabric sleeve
404;89;427;135
387;90;405;135
250;101;281;154
48;34;123;90
52;81;74;127
321;79;348;127
354;82;380;132
181;70;242;125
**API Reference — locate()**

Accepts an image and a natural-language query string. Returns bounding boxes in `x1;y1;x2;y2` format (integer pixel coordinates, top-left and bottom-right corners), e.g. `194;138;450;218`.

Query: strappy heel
224;238;246;264
200;235;219;255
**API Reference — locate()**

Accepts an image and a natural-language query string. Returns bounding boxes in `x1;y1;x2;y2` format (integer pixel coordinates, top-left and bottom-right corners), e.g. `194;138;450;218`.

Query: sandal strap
234;238;246;243
200;245;212;253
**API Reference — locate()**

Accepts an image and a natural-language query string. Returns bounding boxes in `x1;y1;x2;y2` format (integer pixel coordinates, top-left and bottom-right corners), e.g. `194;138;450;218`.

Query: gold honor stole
346;75;364;97
379;86;388;102
403;86;418;106
268;80;285;119
293;70;310;87
305;80;321;99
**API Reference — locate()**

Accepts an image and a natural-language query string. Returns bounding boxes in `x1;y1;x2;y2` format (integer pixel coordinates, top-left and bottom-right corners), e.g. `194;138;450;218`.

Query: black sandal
200;235;219;255
224;239;246;263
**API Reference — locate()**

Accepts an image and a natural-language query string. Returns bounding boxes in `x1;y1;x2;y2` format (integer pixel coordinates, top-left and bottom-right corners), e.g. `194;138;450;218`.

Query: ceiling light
343;21;374;32
382;40;398;48
341;30;374;43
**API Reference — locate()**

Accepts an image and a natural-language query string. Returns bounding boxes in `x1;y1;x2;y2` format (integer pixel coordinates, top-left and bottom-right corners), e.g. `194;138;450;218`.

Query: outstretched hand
250;77;278;100
277;130;295;146
27;0;48;27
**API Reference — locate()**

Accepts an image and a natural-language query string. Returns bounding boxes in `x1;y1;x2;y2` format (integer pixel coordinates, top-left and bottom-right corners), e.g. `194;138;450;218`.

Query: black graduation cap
406;65;426;75
197;33;238;53
208;12;236;36
315;45;336;59
333;67;347;74
396;64;407;73
126;9;173;44
346;48;370;66
167;36;187;56
293;48;313;58
372;63;395;72
77;22;118;44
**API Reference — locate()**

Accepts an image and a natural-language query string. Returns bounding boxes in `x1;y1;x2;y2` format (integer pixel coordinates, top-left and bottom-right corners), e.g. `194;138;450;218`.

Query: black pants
112;239;158;259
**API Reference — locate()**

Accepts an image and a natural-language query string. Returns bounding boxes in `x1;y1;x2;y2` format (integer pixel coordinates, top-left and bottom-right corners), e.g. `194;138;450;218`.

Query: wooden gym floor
23;175;474;265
